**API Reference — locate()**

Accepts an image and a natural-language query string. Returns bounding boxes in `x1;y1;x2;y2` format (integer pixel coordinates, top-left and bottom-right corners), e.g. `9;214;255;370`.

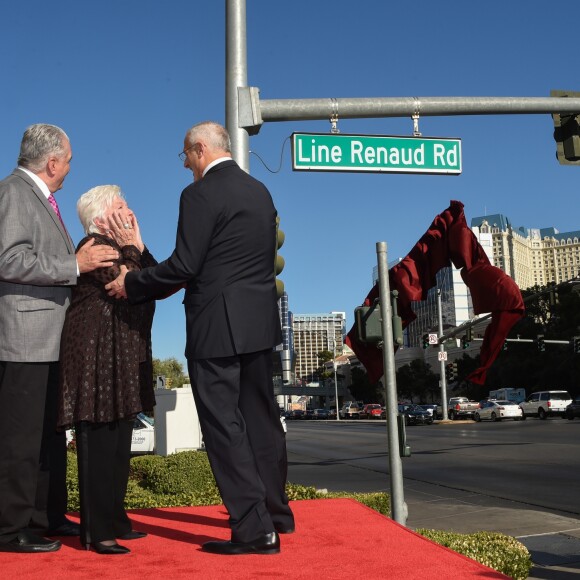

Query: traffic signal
551;90;580;165
422;334;429;349
461;327;472;349
452;362;458;380
549;285;560;306
354;304;382;344
274;216;285;299
537;335;546;352
573;336;580;354
445;362;456;382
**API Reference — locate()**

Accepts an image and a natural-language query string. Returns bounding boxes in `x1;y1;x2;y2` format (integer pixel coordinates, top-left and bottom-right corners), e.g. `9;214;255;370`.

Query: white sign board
438;351;448;362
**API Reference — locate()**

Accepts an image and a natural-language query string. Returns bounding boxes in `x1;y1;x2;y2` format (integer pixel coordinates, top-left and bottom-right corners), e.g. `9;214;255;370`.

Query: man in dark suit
107;121;294;555
0;124;119;553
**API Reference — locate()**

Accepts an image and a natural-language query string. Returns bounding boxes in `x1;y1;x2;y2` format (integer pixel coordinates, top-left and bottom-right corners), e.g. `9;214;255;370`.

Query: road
285;417;580;517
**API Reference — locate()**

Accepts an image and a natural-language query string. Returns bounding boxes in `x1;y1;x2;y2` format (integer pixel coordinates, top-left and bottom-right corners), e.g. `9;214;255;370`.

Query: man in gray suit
0;124;119;553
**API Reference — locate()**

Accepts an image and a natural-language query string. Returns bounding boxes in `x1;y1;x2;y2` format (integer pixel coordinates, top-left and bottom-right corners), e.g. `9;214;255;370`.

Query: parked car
339;402;362;419
474;400;523;422
565;396;580;420
519;390;572;420
447;397;480;420
302;409;315;420
360;404;383;419
131;413;155;454
287;410;304;420
327;407;338;420
419;404;440;419
398;404;433;426
313;408;329;420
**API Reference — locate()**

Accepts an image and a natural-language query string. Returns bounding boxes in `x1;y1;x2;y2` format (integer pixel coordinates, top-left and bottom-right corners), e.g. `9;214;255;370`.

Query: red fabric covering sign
345;200;524;385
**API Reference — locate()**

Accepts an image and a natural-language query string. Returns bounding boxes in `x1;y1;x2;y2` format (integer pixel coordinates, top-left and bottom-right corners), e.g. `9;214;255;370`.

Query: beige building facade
472;214;580;290
292;312;346;383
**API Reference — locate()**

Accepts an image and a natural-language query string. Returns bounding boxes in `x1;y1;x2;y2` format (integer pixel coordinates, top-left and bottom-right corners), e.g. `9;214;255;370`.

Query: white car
519;390;572;420
474;400;523;422
131;413;155;454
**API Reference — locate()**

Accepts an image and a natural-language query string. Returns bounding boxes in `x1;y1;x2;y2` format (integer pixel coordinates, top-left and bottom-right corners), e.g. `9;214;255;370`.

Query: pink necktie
47;194;65;228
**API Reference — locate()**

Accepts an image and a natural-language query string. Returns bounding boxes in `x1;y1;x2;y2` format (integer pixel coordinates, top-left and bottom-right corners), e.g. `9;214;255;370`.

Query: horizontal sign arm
238;87;580;133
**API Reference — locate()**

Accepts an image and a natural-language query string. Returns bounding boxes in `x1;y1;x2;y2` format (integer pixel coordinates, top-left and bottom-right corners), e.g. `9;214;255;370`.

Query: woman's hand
107;211;144;252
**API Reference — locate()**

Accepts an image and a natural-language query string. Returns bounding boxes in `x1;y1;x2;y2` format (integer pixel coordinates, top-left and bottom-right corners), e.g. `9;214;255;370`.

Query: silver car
474;400;523;422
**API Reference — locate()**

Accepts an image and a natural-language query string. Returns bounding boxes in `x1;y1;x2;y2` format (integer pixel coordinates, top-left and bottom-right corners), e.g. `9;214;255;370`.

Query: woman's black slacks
75;419;134;544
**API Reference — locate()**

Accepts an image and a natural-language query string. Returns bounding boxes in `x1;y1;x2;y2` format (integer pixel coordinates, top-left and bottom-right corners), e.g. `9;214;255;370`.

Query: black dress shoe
202;531;280;555
118;531;147;540
46;521;81;537
274;523;295;534
88;541;130;555
0;531;61;553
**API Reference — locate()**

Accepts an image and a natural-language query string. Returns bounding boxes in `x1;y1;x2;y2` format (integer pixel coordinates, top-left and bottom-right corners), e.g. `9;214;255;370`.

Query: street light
330;337;340;421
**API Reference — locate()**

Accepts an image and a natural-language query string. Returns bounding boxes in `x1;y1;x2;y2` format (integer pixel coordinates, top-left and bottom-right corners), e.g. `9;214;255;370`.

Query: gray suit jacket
0;169;77;362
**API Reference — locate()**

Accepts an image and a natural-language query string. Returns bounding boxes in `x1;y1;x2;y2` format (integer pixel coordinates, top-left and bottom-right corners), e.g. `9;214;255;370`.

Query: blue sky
1;0;578;368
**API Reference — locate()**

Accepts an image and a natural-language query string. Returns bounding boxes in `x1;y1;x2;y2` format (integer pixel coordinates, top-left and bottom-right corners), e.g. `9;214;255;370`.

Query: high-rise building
471;214;580;288
292;312;346;383
274;291;295;383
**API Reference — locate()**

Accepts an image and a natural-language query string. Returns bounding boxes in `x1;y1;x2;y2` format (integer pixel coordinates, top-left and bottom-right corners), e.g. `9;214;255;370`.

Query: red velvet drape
345;200;524;385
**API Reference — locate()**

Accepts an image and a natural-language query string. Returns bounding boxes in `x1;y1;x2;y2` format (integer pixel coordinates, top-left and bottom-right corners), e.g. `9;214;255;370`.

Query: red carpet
1;499;507;579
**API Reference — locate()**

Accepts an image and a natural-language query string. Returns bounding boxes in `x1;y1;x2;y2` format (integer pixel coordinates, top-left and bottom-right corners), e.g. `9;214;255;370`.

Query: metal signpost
376;242;407;526
292;133;461;174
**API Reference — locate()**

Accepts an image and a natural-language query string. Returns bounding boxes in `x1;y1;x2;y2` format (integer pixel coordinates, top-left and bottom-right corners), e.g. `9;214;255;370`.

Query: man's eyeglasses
178;143;196;162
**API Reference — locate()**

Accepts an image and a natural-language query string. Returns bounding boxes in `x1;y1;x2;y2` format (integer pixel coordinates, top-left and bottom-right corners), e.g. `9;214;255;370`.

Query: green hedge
66;451;532;578
417;529;533;580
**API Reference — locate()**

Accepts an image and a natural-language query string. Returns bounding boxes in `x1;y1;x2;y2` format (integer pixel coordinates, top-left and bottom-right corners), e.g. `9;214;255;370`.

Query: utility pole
437;290;449;421
225;0;249;171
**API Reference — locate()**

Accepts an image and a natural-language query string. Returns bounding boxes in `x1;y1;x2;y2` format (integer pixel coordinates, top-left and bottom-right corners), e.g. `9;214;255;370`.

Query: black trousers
189;349;294;543
75;419;134;544
0;361;67;543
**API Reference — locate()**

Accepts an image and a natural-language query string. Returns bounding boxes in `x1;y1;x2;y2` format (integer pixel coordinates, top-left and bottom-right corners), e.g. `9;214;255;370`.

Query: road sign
292;132;462;174
438;351;448;361
428;333;438;345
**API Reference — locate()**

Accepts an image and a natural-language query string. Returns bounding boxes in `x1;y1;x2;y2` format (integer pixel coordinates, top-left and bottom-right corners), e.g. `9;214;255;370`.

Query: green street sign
292;132;462;175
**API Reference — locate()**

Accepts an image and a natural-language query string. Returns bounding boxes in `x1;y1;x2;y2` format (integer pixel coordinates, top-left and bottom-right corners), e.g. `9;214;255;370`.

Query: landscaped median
66;450;532;579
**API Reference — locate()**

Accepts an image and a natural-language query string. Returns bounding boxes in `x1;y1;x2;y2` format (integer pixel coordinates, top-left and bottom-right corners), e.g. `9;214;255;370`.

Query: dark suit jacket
125;160;282;360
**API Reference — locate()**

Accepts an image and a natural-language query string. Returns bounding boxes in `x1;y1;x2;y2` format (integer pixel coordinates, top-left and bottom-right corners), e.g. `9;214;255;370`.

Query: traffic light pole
225;0;249;171
437;290;449;421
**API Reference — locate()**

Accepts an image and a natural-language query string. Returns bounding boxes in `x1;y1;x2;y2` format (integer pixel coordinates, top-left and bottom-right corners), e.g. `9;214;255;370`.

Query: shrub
416;529;533;580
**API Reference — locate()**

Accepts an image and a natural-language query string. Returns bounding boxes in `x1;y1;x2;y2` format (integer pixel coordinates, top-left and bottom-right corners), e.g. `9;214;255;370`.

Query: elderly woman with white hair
57;185;156;555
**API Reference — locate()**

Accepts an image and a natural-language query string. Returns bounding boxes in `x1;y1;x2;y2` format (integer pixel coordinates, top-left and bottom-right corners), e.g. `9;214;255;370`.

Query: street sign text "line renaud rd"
292;132;462;175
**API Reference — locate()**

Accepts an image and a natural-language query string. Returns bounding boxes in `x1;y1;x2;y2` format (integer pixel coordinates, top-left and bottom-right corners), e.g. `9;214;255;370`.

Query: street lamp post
331;338;340;421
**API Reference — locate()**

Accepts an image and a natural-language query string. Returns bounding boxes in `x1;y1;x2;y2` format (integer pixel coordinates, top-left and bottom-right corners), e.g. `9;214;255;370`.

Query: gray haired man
0;124;118;553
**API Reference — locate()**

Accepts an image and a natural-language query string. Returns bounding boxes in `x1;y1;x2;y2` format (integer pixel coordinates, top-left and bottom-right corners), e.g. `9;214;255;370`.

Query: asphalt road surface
285;417;580;517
